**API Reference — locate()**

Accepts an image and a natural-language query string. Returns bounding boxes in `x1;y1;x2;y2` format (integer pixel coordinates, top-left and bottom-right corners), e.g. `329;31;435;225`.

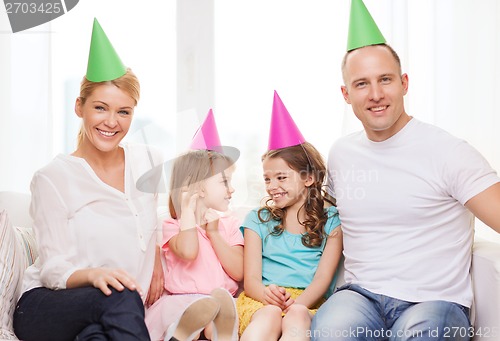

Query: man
311;1;500;340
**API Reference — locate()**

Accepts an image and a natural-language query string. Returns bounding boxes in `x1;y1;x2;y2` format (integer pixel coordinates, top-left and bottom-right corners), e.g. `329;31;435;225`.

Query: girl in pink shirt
146;149;243;341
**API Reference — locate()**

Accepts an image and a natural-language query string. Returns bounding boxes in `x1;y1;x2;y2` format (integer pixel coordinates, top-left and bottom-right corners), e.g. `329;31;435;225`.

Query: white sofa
1;191;500;341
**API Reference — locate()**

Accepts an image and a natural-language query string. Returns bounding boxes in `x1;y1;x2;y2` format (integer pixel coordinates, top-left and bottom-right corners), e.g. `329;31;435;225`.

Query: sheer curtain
1;0;499;239
0;13;52;195
388;0;500;242
0;1;176;193
213;0;500;240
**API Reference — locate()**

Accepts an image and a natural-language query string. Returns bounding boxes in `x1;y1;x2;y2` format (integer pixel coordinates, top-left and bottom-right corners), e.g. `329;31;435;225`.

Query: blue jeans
311;284;471;341
13;286;150;341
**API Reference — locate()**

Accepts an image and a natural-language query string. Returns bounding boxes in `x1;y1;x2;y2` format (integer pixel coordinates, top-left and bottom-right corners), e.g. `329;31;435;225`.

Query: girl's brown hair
258;142;332;248
76;68;140;147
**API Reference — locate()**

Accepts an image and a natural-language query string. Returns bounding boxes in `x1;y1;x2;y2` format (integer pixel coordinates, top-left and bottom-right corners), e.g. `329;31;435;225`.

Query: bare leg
204;323;213;340
240;305;283;341
281;304;312;341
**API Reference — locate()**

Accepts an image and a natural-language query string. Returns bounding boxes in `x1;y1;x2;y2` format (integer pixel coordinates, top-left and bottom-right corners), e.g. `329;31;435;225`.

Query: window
2;1;499;244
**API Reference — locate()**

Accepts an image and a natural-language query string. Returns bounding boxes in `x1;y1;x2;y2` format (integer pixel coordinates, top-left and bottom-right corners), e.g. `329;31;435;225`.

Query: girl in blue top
237;141;343;341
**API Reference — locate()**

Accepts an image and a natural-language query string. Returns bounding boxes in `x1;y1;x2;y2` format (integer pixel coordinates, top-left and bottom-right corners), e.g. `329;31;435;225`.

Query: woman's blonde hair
168;150;234;219
76;68;140;148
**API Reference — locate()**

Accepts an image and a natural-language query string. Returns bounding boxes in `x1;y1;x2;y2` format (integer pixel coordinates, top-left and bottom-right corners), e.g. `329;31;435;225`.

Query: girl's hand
203;208;220;234
179;185;198;231
180;186;198;214
282;294;296;313
263;284;287;309
88;268;143;297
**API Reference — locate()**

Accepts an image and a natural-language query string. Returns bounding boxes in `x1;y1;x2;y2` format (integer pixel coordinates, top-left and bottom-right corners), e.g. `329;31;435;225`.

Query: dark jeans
13;286;151;341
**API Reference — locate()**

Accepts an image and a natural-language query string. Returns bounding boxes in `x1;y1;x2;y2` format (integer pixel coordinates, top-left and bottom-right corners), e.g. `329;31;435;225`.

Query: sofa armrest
471;238;500;340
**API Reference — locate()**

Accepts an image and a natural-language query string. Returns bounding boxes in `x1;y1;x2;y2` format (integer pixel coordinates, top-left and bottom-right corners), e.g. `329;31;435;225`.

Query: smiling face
200;168;235;212
341;45;410;142
75;83;135;153
262;156;313;210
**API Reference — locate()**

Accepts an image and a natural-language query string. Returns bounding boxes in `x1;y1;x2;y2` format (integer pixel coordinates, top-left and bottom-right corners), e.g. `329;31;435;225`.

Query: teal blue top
241;206;341;295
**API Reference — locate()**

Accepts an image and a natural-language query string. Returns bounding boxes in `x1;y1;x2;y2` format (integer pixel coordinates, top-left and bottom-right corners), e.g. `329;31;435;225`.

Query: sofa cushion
0;210;37;340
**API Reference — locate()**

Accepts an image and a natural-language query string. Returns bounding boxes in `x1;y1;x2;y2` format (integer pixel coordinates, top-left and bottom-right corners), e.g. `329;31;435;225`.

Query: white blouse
22;143;164;297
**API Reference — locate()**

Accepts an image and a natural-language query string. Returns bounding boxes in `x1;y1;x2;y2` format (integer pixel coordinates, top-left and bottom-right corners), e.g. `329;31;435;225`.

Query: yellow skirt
236;287;324;336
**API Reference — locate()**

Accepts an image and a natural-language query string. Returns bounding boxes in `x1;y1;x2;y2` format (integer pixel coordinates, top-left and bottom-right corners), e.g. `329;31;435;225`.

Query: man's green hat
86;18;127;82
347;0;386;51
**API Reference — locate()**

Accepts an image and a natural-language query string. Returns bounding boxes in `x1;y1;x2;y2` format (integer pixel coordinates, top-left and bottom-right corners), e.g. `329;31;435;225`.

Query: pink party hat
268;91;306;150
136;108;240;194
190;109;222;150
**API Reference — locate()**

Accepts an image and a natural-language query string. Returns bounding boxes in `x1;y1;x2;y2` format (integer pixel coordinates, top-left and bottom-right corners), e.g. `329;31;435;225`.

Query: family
12;1;500;341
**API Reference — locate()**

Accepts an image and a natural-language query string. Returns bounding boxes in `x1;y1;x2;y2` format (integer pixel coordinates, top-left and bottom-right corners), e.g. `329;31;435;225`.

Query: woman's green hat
86;18;127;82
347;0;386;51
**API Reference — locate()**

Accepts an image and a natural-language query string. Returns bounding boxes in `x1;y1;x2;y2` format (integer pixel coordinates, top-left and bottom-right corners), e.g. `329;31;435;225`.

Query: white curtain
0;19;52;194
1;1;499;240
214;0;499;169
213;0;500;240
0;1;177;193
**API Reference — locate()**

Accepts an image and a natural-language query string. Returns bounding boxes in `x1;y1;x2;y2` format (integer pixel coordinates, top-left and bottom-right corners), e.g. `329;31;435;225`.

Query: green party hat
86;18;127;82
347;0;386;51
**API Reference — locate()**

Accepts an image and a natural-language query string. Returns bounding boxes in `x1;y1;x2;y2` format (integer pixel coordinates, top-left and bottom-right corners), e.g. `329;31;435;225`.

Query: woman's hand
87;268;142;297
145;245;165;307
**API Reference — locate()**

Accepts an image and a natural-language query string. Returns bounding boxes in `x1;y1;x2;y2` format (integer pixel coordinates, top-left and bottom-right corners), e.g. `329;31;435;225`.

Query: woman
13;19;163;341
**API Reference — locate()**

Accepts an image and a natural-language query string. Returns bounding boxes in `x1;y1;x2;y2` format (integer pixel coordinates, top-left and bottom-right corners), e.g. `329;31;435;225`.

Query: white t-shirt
327;118;499;307
22;143;164;297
